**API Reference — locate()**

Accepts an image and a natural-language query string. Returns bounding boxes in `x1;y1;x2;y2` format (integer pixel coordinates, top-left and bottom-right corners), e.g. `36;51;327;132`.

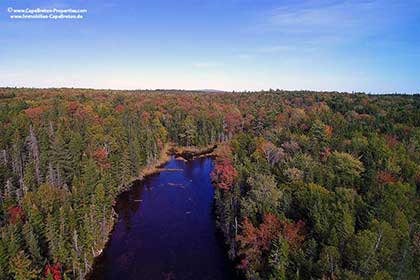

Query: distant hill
197;89;227;93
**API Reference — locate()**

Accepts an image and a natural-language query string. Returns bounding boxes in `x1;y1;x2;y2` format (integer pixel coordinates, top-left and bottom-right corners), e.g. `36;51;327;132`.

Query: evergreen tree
22;222;42;265
9;250;39;280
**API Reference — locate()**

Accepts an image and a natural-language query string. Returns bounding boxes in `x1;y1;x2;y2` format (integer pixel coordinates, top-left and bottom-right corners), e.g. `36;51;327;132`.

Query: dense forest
0;87;419;280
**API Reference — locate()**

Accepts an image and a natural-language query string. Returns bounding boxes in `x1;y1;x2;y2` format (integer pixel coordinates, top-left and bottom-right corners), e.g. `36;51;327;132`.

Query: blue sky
1;0;419;93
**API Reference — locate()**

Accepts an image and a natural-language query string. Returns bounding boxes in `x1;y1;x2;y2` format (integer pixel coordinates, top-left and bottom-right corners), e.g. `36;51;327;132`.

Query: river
88;156;239;280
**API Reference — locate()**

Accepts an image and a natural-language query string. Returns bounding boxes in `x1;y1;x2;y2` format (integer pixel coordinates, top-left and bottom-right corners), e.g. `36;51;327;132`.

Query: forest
0;87;419;280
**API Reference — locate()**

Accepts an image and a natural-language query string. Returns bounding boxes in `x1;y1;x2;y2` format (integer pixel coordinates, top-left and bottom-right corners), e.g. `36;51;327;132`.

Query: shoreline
86;143;219;279
116;143;217;193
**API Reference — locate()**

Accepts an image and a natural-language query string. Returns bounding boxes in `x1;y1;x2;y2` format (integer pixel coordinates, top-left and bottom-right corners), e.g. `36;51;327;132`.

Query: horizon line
1;86;419;96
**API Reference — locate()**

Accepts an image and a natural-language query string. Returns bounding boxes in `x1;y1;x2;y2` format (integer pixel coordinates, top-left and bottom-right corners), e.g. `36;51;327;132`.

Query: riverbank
137;143;218;179
87;142;220;279
88;155;239;280
117;143;218;193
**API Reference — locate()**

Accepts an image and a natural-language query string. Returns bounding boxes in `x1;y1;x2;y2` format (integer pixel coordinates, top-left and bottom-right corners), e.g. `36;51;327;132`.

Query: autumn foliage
325;125;334;138
115;104;125;113
279;219;306;249
8;206;24;224
67;101;80;114
92;147;111;169
211;159;238;190
237;214;281;270
376;170;397;185
0;87;419;279
44;263;62;280
24;106;47;119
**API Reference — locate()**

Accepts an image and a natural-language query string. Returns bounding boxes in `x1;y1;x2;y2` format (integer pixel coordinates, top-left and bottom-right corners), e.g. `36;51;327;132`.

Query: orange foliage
325;125;333;138
24;106;46;119
276;113;287;124
93;148;111;169
376;171;397;185
142;111;150;122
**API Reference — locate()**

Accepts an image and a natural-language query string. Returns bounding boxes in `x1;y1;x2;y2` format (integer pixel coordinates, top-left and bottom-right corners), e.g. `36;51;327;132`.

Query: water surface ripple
89;156;239;280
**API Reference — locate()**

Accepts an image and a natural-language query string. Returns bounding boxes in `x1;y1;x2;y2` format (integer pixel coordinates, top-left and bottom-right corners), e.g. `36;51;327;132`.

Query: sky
0;0;419;93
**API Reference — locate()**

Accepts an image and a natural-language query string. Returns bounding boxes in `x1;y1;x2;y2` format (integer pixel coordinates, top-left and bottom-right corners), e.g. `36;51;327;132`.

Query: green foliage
0;88;419;279
268;236;289;280
328;151;365;188
241;174;282;222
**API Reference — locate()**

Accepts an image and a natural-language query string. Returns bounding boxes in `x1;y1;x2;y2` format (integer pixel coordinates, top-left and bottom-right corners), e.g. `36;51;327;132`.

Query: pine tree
81;158;99;196
22;222;42;265
67;131;84;178
0;239;9;279
23;162;36;194
49;131;74;187
310;119;329;154
46;213;60;262
57;206;70;267
6;224;24;259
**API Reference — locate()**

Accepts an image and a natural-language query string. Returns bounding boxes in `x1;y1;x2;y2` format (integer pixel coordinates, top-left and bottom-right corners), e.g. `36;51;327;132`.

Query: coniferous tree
9;250;39;280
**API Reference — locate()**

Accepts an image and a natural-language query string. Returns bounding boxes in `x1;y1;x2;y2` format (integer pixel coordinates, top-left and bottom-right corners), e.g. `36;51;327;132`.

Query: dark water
89;156;239;280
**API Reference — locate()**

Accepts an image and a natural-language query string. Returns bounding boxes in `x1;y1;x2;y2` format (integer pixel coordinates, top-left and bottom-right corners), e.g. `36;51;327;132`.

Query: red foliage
211;159;238;191
237;218;259;270
259;214;282;251
224;110;242;134
24;106;46;119
67;101;79;114
44;263;62;280
93;147;108;160
376;171;397;185
8;206;25;224
115;104;125;113
93;147;111;169
279;220;306;249
237;213;281;270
